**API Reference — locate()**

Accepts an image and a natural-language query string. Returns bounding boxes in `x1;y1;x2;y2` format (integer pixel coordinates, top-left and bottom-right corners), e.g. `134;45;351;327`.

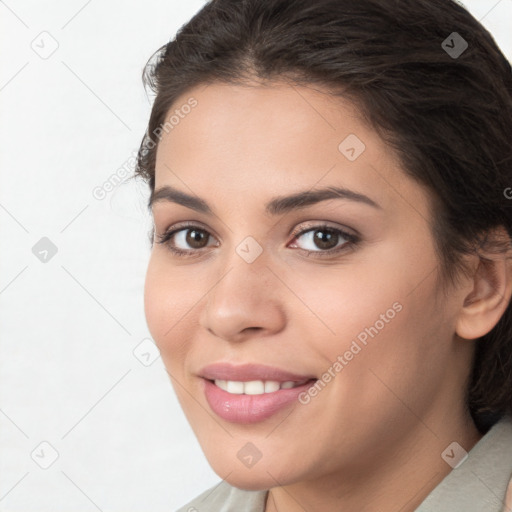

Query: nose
198;247;287;343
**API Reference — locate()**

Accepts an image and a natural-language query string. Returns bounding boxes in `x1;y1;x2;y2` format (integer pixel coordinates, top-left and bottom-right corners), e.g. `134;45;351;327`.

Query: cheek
143;255;192;363
143;257;167;342
296;239;447;391
287;260;406;353
335;288;447;421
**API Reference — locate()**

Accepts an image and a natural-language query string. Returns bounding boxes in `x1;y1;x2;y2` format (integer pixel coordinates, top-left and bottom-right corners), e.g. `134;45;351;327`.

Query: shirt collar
416;414;512;511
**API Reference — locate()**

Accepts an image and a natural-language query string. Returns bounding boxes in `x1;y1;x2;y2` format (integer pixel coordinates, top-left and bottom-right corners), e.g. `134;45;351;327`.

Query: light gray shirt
177;415;512;511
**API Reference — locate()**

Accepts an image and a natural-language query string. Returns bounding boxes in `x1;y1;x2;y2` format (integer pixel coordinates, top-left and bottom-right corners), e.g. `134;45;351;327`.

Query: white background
1;1;511;511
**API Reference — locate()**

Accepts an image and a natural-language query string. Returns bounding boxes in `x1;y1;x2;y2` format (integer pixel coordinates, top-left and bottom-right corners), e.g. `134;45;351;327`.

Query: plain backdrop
1;1;511;511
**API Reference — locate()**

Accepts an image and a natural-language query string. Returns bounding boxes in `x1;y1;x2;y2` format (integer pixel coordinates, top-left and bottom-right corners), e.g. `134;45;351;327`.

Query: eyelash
155;221;359;259
156;223;360;258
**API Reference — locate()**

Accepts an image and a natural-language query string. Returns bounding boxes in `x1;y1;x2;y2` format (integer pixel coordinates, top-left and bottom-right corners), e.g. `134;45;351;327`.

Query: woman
134;0;512;510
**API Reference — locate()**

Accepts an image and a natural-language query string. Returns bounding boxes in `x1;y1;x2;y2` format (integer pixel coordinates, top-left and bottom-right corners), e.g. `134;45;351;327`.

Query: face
144;81;472;489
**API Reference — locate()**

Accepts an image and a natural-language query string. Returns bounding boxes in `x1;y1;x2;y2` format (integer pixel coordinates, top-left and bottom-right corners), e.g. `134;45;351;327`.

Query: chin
222;473;275;492
215;462;300;491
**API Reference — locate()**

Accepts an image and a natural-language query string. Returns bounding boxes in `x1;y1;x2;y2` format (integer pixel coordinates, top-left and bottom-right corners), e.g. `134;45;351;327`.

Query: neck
264;411;482;512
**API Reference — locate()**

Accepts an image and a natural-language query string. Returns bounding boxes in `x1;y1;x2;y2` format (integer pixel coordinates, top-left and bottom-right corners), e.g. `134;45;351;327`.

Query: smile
212;379;311;394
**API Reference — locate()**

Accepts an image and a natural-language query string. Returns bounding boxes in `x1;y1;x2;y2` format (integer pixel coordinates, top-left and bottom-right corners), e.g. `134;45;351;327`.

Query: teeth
214;379;309;394
264;381;280;393
226;380;244;394
244;380;265;395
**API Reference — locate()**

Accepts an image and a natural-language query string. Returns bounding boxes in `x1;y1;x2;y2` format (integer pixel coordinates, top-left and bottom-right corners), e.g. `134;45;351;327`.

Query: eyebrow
148;185;381;215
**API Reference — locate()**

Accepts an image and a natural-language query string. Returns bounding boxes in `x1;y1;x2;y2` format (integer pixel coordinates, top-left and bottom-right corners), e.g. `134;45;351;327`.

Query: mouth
201;376;319;424
198;362;319;423
205;377;317;395
199;361;317;385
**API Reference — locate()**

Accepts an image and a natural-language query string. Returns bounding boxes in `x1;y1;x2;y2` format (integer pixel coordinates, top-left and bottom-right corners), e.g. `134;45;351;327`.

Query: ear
456;228;512;340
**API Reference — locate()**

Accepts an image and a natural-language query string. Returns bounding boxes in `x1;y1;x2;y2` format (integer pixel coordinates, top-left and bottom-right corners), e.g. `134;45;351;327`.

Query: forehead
153;81;431;221
156;81;366;168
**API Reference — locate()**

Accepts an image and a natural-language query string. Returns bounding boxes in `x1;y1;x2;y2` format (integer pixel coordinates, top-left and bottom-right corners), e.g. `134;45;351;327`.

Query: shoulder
176;480;268;512
417;414;512;511
498;416;512;512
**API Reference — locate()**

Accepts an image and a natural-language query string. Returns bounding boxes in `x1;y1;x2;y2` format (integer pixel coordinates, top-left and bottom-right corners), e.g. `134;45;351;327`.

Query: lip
198;362;317;382
202;378;317;424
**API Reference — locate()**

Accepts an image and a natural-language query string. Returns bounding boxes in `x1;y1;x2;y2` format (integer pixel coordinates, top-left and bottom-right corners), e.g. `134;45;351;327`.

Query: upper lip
199;362;317;383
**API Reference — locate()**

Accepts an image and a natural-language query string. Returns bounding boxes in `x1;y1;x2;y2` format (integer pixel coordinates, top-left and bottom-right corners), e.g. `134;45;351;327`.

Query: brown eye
311;228;340;250
290;225;354;253
156;222;359;259
155;224;217;255
184;228;210;249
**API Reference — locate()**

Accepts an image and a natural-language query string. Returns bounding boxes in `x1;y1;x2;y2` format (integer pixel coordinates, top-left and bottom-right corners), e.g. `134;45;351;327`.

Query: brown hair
134;0;512;432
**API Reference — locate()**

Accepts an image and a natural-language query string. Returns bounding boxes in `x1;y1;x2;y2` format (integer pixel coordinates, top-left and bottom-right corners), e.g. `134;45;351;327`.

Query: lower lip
202;378;317;424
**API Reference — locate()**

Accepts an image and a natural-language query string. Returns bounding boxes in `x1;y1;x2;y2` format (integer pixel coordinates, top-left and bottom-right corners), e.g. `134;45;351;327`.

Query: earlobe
456;254;512;340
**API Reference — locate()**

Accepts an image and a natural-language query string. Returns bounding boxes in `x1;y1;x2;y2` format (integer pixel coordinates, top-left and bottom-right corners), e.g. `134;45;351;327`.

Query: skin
144;80;512;512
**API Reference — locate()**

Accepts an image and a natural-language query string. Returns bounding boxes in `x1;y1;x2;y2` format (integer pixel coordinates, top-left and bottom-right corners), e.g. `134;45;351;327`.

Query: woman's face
144;81;474;489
